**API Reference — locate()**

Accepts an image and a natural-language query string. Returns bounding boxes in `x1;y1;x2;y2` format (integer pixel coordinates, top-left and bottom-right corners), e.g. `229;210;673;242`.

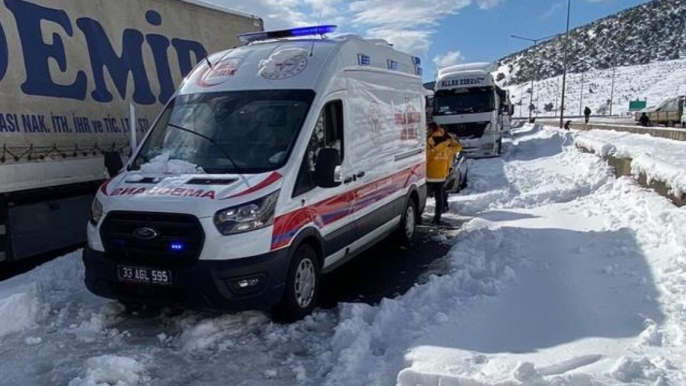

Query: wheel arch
287;226;325;268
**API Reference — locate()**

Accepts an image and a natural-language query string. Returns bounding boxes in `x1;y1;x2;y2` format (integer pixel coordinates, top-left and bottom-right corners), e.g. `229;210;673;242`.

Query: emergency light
238;25;338;43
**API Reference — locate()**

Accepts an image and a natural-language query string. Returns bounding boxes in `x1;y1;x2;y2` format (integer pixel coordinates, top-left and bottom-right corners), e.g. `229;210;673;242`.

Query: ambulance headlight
214;190;279;235
90;197;103;225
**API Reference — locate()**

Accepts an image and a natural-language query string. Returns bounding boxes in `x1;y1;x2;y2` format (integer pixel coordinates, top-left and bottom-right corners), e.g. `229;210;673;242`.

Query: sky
208;0;652;80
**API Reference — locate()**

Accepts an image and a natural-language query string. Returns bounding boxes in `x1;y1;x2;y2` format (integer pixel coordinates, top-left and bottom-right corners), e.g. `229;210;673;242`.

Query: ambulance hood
98;170;283;218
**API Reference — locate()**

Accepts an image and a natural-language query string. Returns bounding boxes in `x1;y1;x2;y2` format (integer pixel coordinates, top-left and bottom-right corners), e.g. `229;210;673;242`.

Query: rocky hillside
498;0;686;86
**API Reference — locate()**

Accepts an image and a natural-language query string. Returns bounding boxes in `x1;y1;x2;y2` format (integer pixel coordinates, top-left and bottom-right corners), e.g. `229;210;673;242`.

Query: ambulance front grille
101;211;204;266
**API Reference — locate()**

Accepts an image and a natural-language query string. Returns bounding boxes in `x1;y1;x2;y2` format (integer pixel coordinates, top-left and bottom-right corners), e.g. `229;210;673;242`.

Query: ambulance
83;25;427;321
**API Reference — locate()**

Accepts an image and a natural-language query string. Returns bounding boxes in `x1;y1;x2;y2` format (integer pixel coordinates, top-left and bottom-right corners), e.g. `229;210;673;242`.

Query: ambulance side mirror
314;148;342;188
104;151;124;178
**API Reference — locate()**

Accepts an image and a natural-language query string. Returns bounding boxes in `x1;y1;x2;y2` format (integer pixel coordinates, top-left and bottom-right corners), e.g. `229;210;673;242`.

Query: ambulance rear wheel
273;244;321;322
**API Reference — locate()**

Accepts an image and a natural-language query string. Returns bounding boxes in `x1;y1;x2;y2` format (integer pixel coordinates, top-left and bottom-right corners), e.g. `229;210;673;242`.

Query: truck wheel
273;244;320;322
396;198;417;245
459;172;468;190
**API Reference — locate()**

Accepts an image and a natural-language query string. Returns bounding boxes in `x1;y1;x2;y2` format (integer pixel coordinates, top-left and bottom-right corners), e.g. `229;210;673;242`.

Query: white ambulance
83;26;427;321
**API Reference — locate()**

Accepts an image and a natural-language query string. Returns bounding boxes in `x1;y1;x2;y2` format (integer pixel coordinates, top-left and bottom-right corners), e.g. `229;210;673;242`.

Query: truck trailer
0;0;262;265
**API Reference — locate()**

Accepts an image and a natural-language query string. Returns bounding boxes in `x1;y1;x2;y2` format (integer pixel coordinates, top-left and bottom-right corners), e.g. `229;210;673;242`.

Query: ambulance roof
179;35;421;96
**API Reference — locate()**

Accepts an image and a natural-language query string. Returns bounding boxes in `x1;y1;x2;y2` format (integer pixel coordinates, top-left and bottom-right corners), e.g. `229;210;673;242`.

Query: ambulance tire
273;244;321;322
396;197;418;246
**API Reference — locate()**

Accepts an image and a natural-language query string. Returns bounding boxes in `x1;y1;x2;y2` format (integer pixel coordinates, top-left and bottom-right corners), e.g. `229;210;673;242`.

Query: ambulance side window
293;100;344;197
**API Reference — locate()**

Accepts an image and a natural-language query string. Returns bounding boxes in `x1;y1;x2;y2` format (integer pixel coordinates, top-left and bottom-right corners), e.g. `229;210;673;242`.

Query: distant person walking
426;122;462;225
584;106;591;124
639;112;650;127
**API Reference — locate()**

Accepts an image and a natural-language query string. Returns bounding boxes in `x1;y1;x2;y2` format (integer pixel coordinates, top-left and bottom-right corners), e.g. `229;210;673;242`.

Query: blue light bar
413;57;421;65
358;54;371;66
387;60;398;70
170;242;185;251
238;25;338;43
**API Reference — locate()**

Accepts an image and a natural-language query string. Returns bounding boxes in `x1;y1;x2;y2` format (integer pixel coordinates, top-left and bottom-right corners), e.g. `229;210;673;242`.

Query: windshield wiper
166;122;251;187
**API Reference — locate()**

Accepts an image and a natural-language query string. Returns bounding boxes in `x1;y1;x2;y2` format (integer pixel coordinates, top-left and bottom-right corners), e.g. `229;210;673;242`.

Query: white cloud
476;0;506;10
211;0;507;57
540;2;563;19
433;50;463;69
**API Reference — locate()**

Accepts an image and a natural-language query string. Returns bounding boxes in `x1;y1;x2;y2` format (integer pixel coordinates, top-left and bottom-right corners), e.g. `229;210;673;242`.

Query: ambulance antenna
310;12;322;57
201;48;214;69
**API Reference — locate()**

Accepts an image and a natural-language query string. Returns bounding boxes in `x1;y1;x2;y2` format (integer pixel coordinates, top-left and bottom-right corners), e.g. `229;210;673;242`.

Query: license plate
117;266;172;286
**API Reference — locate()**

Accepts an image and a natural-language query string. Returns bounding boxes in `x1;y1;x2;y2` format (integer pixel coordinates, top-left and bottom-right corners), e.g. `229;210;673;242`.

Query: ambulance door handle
356;171;366;179
343;176;355;184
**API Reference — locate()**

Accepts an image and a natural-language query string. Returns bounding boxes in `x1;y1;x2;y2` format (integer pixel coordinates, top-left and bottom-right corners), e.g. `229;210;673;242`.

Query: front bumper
83;246;291;311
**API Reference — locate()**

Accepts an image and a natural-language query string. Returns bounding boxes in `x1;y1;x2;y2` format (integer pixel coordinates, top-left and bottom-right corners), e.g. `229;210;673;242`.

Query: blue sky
209;0;652;79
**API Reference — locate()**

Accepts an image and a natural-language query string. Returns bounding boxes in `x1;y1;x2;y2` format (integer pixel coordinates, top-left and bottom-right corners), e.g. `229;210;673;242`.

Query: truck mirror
314;148;342;188
104;151;124;177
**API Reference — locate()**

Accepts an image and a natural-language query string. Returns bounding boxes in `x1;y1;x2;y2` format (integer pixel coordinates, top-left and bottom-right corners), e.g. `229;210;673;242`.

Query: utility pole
559;0;572;128
511;34;559;123
579;71;584;116
609;55;616;116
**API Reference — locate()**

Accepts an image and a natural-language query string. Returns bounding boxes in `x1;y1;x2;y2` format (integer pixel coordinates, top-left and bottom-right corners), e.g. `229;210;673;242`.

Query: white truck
433;62;506;157
633;95;685;127
83;26;427;320
0;0;262;265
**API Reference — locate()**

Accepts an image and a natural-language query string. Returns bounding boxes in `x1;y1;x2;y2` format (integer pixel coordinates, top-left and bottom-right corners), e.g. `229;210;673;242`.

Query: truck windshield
434;87;495;115
133;90;315;174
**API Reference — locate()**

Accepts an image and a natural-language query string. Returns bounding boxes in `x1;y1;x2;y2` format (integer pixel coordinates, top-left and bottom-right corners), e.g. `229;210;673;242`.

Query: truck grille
100;211;204;266
444;122;489;139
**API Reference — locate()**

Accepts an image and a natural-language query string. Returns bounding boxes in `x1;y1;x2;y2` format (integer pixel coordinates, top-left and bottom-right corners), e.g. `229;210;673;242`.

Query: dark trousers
428;182;445;223
584;115;590;124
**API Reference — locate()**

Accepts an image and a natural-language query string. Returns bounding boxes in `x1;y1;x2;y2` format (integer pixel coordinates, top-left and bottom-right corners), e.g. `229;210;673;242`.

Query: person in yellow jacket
426;122;462;224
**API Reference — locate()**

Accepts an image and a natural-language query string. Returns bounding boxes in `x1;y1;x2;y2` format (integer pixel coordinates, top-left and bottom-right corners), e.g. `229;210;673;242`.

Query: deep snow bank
573;128;686;198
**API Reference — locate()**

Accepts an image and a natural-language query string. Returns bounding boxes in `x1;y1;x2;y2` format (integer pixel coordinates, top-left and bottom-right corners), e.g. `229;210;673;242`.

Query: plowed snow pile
0;125;684;386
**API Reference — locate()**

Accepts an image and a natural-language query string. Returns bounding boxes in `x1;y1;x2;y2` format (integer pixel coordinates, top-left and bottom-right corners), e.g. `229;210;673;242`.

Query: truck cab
432;63;503;158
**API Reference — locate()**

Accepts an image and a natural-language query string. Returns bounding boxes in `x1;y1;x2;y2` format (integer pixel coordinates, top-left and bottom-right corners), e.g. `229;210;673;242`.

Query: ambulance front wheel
397;198;417;245
273;243;321;322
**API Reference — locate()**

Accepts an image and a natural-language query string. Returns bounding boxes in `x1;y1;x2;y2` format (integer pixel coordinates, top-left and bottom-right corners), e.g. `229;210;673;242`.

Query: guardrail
535;119;686;142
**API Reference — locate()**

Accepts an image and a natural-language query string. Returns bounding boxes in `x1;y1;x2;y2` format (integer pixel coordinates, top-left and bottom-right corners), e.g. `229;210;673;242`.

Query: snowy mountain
498;0;686;86
506;58;686;117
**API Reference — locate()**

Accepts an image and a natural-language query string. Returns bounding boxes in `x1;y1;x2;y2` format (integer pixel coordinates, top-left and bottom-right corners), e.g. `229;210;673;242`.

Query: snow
503;58;686;118
574;128;686;197
138;153;205;174
0;291;43;339
68;355;147;386
1;125;685;385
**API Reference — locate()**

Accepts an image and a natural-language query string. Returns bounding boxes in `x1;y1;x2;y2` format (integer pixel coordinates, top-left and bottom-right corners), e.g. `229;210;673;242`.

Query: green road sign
629;100;647;111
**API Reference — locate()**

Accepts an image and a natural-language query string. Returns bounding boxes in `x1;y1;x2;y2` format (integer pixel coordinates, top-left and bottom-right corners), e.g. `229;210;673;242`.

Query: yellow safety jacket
426;130;462;182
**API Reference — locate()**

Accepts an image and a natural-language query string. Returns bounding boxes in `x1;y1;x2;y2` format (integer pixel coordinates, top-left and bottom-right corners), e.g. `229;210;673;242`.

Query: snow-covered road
1;125;685;386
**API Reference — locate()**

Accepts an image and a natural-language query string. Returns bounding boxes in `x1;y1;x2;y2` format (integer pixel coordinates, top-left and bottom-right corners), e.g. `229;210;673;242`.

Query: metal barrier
537;120;686;142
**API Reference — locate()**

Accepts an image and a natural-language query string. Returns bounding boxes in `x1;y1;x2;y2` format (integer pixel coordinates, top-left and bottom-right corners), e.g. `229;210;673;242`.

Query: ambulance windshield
133;90;315;174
